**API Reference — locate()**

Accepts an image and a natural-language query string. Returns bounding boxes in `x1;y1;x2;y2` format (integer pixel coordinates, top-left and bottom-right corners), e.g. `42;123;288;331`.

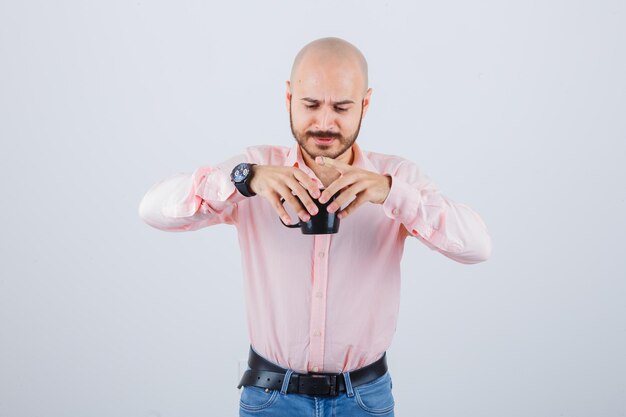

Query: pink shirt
138;142;492;373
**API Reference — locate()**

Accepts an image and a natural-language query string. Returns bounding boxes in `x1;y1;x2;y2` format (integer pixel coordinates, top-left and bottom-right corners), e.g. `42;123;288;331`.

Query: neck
301;146;355;188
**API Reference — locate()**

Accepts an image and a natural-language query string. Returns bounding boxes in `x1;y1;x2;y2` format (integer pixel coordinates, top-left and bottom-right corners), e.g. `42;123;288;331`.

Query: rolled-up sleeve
138;154;247;232
381;160;492;264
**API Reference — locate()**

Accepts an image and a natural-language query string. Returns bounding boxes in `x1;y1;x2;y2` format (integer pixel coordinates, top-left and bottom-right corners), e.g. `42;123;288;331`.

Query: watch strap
233;163;257;197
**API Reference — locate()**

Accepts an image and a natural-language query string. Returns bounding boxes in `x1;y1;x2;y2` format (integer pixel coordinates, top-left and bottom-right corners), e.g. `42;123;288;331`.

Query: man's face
287;58;371;160
289;100;363;160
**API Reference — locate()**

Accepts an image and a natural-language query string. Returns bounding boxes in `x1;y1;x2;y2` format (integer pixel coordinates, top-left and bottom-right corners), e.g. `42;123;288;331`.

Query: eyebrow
301;97;355;106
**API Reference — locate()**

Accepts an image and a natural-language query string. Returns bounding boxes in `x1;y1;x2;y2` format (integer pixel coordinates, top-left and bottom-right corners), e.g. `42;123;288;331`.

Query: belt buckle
301;374;338;396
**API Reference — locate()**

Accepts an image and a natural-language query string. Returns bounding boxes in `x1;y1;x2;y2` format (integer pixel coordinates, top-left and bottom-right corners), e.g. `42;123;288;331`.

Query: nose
314;106;337;133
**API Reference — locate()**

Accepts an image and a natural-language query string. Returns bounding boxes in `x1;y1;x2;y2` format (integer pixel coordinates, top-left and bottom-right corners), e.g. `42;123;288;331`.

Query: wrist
248;165;260;194
376;174;392;204
230;163;257;197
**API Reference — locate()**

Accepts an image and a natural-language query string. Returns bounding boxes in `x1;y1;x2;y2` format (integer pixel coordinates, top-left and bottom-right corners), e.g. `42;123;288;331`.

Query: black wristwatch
230;162;257;197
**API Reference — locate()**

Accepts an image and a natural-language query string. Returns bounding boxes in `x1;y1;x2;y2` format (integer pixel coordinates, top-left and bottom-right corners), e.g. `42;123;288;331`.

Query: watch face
232;163;251;183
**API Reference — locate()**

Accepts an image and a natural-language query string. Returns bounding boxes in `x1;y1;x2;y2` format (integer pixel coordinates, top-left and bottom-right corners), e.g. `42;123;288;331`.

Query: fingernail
282;216;291;225
310;206;318;215
327;203;336;213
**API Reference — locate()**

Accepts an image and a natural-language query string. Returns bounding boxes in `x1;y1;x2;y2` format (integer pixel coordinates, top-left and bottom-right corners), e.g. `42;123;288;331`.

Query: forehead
291;59;364;99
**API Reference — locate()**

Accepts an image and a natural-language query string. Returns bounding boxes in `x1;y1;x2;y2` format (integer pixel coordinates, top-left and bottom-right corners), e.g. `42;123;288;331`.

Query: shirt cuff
382;174;435;240
383;175;417;224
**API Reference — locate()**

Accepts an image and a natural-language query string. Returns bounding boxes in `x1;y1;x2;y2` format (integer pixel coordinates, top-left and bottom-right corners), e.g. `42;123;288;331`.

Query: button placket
308;234;331;373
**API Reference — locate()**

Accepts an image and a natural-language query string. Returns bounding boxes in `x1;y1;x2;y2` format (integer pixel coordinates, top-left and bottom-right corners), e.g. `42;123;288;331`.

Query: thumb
315;156;350;173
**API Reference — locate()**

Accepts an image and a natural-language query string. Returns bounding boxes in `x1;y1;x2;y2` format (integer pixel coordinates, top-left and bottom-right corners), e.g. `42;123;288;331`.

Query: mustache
306;131;342;139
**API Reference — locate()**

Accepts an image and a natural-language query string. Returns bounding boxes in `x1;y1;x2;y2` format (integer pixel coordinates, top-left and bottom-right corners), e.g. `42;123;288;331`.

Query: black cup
279;189;340;235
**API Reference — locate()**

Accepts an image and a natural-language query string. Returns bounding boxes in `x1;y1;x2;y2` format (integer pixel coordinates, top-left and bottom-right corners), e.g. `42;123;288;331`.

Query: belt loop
342;371;355;397
280;369;294;395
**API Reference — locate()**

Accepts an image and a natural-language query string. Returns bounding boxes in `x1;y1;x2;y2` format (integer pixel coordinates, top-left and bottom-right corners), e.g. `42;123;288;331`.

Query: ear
285;80;292;113
361;87;373;118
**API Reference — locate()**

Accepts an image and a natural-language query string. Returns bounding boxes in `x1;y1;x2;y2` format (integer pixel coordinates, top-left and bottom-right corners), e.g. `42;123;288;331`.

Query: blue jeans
239;369;395;416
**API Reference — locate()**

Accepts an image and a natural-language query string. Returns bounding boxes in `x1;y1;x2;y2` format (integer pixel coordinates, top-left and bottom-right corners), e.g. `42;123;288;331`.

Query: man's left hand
315;156;392;220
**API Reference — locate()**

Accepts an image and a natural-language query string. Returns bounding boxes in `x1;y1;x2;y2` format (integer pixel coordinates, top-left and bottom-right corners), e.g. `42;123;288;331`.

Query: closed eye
305;105;348;112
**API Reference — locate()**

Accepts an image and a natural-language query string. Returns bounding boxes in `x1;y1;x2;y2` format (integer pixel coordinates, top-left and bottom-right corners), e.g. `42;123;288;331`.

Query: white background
1;0;625;416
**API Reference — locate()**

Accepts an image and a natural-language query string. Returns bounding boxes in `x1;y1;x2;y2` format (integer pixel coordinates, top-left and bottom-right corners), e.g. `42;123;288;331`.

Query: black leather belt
237;346;388;397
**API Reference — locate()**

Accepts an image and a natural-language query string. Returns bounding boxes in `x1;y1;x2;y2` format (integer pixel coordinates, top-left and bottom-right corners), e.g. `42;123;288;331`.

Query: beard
289;103;364;160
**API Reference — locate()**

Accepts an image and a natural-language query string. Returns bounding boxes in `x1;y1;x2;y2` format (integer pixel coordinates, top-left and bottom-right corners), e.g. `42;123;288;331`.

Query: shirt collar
285;142;376;173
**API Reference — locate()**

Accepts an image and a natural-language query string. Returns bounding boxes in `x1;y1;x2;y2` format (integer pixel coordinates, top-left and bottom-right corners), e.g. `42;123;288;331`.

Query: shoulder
361;148;418;174
243;144;291;165
359;147;432;184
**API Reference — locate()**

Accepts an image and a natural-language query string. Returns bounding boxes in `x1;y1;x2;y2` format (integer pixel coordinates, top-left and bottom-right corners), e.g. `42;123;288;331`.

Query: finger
277;185;310;222
268;192;294;225
285;177;319;216
315;156;352;174
319;172;358;204
292;168;321;199
327;183;367;214
292;168;321;198
336;193;369;219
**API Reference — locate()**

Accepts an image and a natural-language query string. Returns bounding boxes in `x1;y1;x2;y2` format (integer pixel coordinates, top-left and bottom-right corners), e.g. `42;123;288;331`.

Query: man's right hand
248;165;321;225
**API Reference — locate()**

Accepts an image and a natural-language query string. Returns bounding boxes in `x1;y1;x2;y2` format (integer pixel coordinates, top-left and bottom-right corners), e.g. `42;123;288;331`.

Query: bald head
289;37;369;95
287;38;373;163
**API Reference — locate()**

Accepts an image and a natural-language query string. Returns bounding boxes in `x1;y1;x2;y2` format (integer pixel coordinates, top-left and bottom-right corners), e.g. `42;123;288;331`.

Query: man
139;37;492;417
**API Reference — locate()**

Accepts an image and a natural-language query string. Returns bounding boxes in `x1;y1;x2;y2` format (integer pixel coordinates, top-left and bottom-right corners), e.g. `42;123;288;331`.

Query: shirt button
318;252;325;258
313;330;321;336
392;208;400;215
315;291;323;298
312;366;319;372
